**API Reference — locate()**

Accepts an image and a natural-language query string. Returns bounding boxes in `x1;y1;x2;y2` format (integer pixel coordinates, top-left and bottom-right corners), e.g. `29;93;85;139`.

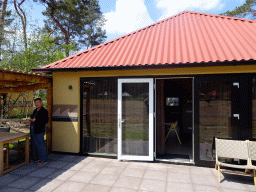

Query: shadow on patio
0;153;256;192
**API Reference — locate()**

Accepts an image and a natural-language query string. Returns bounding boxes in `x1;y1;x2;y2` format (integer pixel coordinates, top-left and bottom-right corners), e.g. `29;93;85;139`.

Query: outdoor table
0;132;29;176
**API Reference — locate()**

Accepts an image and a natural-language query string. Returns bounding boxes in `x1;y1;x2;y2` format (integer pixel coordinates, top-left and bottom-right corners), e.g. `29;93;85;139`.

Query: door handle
119;118;125;128
233;114;240;120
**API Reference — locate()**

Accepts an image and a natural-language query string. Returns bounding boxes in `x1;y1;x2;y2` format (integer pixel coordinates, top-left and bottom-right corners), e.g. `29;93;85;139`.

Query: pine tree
35;0;106;56
221;0;256;19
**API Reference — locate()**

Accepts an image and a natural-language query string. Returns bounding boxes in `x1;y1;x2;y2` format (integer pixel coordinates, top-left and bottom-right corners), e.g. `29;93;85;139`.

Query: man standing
29;98;48;165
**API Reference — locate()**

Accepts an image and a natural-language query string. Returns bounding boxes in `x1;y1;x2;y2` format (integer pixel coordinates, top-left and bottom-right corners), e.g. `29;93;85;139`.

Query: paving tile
52;181;86;192
0;187;24;192
48;170;76;180
11;165;39;176
47;153;65;161
108;160;129;167
191;174;220;187
90;158;113;165
245;184;256;191
219;178;251;191
114;176;142;189
58;155;80;162
1;154;255;192
121;167;145;178
109;187;137;192
61;162;87;170
81;184;111;192
220;173;255;188
139;178;166;192
29;178;64;192
73;156;94;163
29;167;57;177
8;176;41;189
126;162;148;169
101;166;125;175
147;163;168;172
90;173;119;186
143;170;167;180
0;174;21;186
166;181;193;192
80;163;106;173
167;172;191;183
194;184;221;192
168;164;190;174
222;188;251;192
69;171;97;183
190;166;213;176
46;161;68;168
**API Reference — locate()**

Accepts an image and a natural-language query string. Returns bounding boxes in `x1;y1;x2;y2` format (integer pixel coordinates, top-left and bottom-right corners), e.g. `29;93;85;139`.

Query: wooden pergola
0;68;53;152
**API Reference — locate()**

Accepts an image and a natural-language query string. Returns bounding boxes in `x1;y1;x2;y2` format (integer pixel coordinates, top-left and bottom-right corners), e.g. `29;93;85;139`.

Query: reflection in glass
121;83;149;156
199;81;231;160
83;79;117;155
252;77;256;139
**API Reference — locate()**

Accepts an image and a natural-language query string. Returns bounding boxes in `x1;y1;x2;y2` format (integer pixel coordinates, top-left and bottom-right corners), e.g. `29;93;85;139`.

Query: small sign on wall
52;105;78;122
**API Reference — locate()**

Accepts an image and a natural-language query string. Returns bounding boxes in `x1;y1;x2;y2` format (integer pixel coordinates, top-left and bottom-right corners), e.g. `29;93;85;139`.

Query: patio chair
248;141;256;185
165;121;181;144
215;138;256;188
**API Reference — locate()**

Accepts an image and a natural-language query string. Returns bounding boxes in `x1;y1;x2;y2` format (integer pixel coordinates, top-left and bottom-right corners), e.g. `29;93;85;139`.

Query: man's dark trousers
30;127;47;162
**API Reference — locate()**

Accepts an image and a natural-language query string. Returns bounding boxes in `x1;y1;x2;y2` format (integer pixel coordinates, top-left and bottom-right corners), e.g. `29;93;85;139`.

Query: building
33;11;256;167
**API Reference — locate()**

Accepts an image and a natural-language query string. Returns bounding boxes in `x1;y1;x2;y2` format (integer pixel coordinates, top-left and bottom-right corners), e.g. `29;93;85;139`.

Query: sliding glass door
118;78;154;161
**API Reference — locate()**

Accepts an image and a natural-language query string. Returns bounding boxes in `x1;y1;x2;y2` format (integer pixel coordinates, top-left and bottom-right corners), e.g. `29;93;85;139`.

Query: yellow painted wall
52;122;79;152
52;64;256;153
52;75;80;153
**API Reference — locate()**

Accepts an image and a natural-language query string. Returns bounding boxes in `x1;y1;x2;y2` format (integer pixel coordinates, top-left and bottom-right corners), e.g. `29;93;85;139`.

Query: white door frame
118;78;154;161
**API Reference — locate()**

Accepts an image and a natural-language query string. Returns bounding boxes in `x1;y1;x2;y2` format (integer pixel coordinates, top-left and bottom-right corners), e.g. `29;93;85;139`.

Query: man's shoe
37;161;47;165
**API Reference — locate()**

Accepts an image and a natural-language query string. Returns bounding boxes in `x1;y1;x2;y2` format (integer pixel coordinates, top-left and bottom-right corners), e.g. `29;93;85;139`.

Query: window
83;79;118;155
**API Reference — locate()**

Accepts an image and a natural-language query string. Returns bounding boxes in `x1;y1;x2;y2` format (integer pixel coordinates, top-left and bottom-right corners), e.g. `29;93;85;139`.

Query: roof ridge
185;10;256;23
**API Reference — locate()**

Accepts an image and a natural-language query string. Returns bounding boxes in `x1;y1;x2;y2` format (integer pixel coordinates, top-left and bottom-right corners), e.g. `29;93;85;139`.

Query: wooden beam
0;71;51;84
0;80;29;87
46;83;53;152
0;83;50;93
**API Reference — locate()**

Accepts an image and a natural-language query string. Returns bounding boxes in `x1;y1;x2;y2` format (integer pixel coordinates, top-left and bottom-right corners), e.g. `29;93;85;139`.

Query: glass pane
83;79;117;155
199;81;231;160
122;83;149;156
252;77;256;139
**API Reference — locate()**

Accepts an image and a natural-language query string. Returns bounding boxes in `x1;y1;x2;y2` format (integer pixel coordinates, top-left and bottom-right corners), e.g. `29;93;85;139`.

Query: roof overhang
32;59;256;74
0;68;52;93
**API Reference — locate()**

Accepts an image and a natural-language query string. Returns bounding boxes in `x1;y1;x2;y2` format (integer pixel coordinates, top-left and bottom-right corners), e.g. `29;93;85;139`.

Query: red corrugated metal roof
36;11;256;71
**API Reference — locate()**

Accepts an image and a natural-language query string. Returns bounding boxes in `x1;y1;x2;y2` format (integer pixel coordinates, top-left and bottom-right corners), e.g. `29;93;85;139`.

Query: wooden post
46;82;53;152
0;142;3;176
25;135;29;163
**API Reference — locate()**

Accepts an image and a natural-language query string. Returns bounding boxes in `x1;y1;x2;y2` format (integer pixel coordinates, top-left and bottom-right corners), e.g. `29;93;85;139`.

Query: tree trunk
0;0;8;60
50;11;69;57
14;0;27;50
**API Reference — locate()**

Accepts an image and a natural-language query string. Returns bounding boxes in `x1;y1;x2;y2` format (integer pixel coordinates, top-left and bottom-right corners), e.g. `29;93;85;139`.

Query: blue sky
99;0;247;42
8;0;247;48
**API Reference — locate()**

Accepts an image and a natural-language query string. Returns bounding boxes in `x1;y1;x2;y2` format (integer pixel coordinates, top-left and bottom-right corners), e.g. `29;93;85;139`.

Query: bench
215;138;256;188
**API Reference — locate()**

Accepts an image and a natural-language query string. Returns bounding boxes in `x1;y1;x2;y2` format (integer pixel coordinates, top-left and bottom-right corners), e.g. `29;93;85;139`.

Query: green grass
84;123;149;141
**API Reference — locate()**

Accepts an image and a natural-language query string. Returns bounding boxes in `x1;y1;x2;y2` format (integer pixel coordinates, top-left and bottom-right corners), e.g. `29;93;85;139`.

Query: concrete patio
0;153;255;192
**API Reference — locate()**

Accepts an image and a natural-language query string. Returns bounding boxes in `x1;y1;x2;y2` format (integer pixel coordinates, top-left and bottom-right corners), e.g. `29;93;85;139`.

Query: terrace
0;153;255;192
